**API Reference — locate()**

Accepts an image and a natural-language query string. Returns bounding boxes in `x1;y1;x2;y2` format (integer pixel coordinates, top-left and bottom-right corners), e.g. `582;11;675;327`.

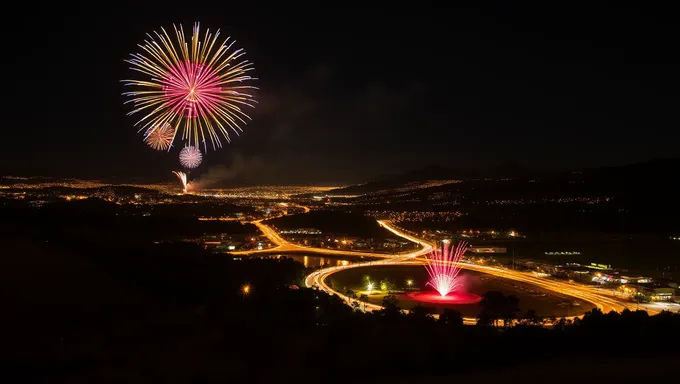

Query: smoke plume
189;152;265;190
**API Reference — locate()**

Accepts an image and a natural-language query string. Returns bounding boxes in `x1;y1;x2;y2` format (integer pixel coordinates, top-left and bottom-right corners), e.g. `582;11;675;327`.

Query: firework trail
172;171;188;192
122;22;257;152
179;146;203;168
424;241;468;297
144;122;175;151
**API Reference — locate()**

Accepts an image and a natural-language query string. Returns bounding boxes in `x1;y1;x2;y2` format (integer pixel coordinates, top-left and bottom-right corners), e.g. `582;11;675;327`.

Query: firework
122;22;257;152
145;122;175;151
424;241;468;297
172;171;188;192
179;146;203;168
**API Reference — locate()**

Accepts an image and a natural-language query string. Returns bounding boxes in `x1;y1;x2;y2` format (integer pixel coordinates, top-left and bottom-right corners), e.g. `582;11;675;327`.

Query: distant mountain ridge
326;162;530;195
326;158;680;196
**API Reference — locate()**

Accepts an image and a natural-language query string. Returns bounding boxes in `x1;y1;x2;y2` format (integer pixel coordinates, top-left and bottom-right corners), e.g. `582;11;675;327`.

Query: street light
242;284;251;298
406;279;413;288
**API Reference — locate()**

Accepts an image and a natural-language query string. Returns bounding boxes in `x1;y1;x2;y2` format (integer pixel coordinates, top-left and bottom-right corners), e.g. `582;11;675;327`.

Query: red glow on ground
404;290;482;305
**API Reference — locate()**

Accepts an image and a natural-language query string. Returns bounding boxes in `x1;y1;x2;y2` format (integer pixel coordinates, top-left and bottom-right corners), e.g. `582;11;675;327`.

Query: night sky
4;3;679;184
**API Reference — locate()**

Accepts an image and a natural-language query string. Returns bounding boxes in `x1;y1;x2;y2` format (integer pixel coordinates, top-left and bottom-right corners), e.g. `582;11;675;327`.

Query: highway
234;209;639;321
231;220;433;259
452;262;630;314
303;222;641;322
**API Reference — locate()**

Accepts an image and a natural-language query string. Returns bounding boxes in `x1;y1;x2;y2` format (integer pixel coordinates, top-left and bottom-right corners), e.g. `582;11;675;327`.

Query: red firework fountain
407;240;481;305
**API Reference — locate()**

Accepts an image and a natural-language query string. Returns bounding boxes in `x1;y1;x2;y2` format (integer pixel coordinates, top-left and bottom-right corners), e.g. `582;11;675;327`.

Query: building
279;228;322;235
553;263;594;283
468;246;507;254
618;285;676;302
648;288;675;302
585;263;612;271
591;272;652;285
616;276;652;284
544;251;581;256
506;259;554;276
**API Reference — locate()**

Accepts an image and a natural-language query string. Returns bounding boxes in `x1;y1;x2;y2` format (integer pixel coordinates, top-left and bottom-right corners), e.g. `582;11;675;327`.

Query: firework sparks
122;22;257;152
172;171;188;192
424;241;468;297
179;146;203;168
145;122;175;151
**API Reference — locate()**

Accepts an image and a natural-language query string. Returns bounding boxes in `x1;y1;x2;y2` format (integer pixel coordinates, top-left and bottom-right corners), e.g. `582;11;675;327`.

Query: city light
304;218;647;323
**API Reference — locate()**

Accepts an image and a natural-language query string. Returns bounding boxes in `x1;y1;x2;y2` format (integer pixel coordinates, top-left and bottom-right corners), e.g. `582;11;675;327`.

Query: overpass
232;211;640;319
231;220;433;258
304;224;642;321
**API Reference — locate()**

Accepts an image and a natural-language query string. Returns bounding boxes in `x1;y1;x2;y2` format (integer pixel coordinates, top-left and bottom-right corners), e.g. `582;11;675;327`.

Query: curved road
233;210;637;321
232;220;433;259
304;223;638;322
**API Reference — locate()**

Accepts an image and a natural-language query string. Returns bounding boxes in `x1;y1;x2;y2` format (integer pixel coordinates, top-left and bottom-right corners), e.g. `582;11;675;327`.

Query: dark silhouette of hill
326;158;678;198
325;163;534;196
397;164;467;181
0;176;78;185
264;210;394;238
288;159;680;233
444;158;680;205
84;185;160;195
323;165;466;196
332;158;680;232
0;185;164;197
485;161;533;178
0;198;258;242
2;230;679;382
150;201;253;217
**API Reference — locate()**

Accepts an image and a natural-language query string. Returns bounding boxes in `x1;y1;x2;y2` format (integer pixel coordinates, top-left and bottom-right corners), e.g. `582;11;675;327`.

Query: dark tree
439;308;464;329
478;291;521;327
522;309;541;326
382;294;399;310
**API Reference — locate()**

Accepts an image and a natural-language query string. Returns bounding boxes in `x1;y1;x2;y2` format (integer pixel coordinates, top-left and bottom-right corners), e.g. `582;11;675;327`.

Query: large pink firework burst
424;241;468;297
179;146;203;169
122;22;257;152
163;62;221;120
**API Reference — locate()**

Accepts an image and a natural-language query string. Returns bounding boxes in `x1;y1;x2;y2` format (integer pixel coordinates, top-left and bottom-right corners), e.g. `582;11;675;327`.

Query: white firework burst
179;146;203;168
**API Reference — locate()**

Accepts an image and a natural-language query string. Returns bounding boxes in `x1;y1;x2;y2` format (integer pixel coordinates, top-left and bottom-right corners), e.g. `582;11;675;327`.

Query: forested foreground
2;238;679;382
